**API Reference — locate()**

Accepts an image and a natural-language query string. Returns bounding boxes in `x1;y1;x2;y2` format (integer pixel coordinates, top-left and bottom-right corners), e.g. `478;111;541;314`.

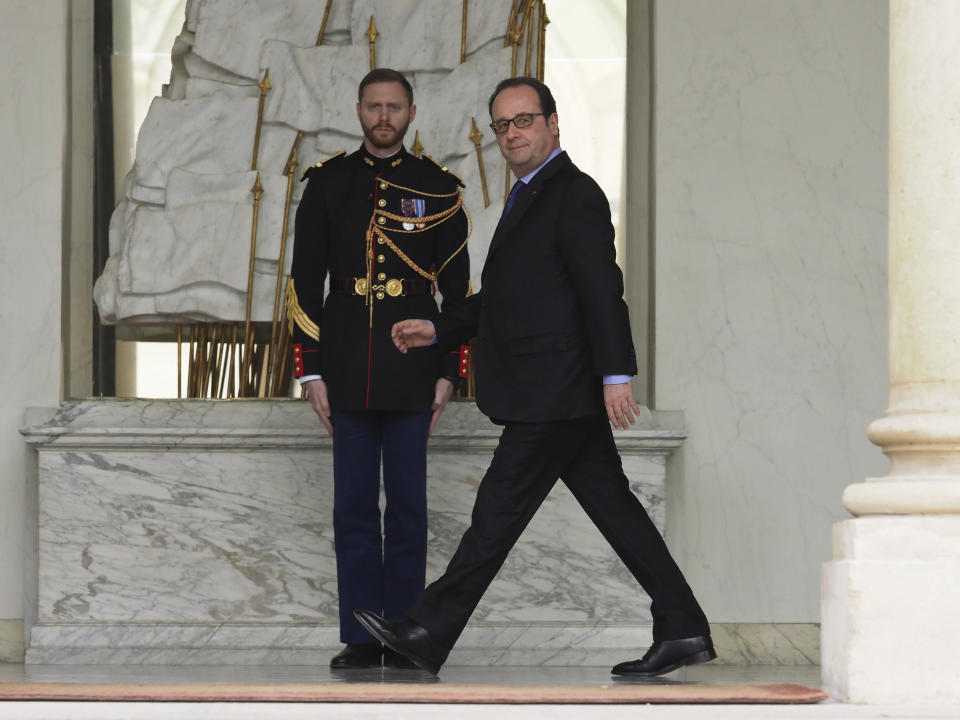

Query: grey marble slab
22;400;682;664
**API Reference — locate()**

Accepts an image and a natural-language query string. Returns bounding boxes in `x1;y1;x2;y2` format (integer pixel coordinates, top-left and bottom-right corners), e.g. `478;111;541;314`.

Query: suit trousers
406;413;710;649
331;409;432;644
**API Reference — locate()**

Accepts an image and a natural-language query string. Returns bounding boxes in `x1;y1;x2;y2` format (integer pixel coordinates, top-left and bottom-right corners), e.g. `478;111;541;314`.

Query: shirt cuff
425;320;437;345
298;374;322;384
603;374;632;385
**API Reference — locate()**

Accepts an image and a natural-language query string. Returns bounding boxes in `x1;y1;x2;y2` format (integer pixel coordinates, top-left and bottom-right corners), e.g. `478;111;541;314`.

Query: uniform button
377;254;385;263
378;199;387;207
377;273;386;281
376;291;385;299
380;182;388;190
377;238;385;244
377;216;386;225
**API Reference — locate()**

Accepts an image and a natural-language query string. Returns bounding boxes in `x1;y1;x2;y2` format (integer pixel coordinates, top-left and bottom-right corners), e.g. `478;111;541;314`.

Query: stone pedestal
21;399;681;665
821;0;960;705
822;517;960;704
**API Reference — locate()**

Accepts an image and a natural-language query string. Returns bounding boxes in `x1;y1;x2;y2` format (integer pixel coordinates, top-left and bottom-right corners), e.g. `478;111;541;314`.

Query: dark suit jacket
437;151;637;422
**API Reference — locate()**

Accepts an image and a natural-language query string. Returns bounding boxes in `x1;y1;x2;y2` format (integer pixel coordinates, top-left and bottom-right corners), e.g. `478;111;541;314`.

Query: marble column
821;0;960;705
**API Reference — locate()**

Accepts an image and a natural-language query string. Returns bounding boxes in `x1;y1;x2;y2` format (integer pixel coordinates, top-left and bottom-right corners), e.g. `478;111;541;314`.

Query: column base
844;479;960;515
821;516;960;704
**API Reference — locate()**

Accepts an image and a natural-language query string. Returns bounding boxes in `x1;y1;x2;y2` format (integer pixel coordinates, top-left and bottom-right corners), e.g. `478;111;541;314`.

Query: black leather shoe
329;642;383;669
611;635;716;677
353;609;448;675
383;646;420;669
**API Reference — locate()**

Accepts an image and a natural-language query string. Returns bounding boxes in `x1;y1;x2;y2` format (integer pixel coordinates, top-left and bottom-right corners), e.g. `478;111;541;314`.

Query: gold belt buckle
385;278;404;297
354;278;368;295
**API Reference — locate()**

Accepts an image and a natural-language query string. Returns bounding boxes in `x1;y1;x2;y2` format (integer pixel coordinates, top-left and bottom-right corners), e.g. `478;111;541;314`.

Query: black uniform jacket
435;151;636;423
290;144;471;411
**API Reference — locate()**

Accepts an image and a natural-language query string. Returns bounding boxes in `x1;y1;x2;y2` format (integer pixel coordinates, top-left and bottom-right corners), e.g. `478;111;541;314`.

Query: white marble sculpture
95;0;526;324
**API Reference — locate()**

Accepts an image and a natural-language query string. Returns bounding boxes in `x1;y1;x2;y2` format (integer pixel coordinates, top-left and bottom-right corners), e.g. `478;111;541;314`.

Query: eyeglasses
489;112;545;135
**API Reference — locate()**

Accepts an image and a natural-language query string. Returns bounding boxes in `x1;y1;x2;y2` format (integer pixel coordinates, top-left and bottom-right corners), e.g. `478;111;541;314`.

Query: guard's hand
392;319;436;353
603;381;640;430
302;378;333;436
429;378;455;435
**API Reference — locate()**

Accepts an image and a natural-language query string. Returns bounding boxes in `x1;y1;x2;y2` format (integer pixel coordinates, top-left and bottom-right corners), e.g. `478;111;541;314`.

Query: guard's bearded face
357;81;415;151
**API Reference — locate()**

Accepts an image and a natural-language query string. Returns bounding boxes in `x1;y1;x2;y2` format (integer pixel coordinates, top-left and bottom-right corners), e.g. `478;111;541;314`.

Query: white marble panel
97;0;515;326
193;0;349;80
119;198;247;295
349;0;512;71
22;400;679;664
166;31;195;101
37;448;336;622
133;96;260;190
185;0;201;33
182;50;257;90
413;45;514;158
184;77;259;100
654;0;888;624
712;623;819;666
260;43;369;135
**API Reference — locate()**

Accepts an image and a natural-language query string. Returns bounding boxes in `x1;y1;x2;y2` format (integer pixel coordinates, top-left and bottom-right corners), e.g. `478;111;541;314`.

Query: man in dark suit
290;68;471;669
355;77;713;677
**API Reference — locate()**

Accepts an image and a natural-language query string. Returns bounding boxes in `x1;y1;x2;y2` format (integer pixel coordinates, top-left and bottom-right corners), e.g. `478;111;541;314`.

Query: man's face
490;85;559;178
357;81;416;155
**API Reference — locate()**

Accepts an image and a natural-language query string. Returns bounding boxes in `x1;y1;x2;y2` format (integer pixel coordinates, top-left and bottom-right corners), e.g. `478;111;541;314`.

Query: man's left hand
430;378;455;435
604;381;640;430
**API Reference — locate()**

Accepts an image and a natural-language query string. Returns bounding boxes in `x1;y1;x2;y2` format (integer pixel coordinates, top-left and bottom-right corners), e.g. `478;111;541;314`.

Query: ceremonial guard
288;69;471;669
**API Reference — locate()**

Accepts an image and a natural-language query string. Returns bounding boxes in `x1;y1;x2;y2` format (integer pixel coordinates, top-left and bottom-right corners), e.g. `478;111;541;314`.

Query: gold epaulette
299;150;346;182
422;154;465;187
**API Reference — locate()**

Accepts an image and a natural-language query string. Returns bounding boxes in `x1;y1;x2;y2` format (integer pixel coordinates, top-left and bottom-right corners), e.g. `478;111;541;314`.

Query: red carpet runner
0;681;826;704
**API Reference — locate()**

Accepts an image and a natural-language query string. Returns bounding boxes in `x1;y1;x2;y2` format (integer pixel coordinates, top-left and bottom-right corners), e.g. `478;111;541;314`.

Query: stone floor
0;664;955;719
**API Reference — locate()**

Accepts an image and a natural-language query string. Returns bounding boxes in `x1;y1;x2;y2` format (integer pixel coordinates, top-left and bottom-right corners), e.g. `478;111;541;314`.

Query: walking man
355;77;713;677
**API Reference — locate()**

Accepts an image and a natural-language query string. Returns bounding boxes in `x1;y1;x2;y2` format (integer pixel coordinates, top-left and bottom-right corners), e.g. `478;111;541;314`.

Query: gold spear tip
469;117;483;145
284;148;299;176
259;69;271;93
366;16;379;42
411;130;423;158
251;173;264;197
284;132;304;175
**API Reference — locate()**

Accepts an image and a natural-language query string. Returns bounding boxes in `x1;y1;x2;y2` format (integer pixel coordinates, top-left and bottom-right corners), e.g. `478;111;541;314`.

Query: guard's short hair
358;68;414;106
488;76;557;118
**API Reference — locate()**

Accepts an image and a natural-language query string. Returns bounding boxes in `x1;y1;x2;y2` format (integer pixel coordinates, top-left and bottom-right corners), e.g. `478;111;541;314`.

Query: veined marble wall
654;0;889;622
22;400;680;665
0;1;71;658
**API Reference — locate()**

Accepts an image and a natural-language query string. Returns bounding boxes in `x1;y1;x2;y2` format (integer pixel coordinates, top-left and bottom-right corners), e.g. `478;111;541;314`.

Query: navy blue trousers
331;409;431;644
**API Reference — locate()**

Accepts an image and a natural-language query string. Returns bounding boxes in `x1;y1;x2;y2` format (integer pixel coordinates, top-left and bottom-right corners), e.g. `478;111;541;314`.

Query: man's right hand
391;319;436;353
302;378;333;436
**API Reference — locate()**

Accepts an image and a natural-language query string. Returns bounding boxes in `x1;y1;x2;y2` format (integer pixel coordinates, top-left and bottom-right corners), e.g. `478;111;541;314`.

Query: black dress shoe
353;609;449;675
611;635;716;677
383;646;420;669
329;642;383;669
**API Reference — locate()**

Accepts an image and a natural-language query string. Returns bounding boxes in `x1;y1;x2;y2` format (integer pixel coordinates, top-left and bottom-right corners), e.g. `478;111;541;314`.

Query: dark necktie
502;180;524;218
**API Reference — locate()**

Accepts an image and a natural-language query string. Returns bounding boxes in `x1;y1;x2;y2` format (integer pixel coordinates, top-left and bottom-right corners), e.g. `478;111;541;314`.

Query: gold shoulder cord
362;188;472;325
436;199;472;278
369;188;471;281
